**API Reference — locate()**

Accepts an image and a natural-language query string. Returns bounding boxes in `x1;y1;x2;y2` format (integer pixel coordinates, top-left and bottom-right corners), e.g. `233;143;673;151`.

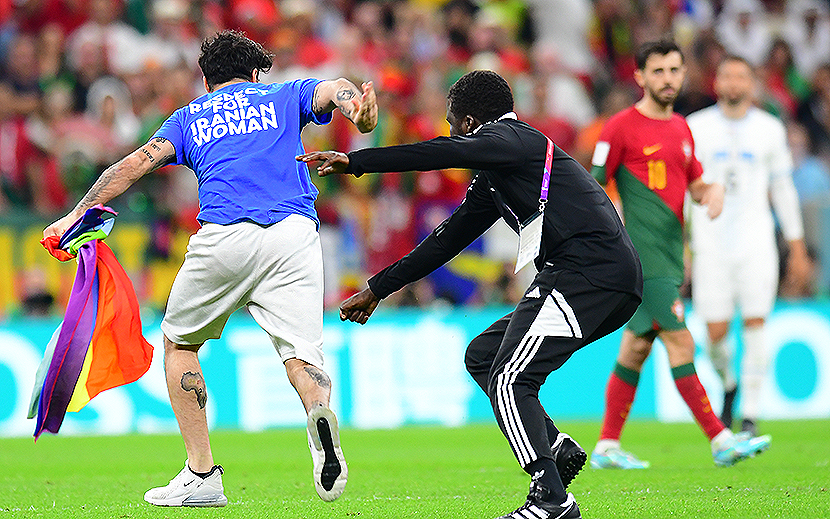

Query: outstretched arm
298;129;517;177
340;175;501;325
43;137;176;239
312;79;377;133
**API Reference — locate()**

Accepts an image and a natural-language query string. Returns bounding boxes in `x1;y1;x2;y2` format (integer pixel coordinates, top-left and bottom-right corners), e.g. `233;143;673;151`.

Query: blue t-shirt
152;79;332;226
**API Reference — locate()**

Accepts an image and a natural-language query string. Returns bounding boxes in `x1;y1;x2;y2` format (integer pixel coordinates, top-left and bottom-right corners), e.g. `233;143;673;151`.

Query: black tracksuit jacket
343;116;643;301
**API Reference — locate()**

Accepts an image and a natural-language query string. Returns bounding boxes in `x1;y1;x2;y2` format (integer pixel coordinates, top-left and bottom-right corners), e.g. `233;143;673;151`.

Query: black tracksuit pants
464;267;640;470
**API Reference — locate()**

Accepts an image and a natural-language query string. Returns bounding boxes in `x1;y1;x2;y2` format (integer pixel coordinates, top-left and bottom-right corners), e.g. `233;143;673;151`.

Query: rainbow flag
28;206;153;439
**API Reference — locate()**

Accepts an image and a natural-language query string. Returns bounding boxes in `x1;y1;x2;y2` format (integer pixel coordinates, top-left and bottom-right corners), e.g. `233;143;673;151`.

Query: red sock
672;363;725;440
599;363;639;441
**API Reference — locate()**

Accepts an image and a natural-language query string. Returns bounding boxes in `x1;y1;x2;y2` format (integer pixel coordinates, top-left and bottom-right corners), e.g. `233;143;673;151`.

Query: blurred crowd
2;0;830;314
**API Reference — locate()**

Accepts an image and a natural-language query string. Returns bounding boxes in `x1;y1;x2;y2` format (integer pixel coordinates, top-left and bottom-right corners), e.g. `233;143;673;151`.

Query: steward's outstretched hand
339;287;380;324
296;151;352;177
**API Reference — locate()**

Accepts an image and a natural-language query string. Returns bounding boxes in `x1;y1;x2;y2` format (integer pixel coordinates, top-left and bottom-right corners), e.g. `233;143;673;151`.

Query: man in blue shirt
44;30;377;507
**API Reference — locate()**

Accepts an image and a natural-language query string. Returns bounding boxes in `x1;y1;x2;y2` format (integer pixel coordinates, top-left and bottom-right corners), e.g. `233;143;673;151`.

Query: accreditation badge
515;211;543;274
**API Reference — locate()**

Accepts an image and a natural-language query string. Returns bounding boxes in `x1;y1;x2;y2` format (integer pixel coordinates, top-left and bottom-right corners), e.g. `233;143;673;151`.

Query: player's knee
662;334;696;365
621;342;651;367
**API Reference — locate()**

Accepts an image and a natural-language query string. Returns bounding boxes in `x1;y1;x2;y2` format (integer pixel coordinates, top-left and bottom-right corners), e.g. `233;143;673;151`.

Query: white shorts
161;215;324;368
692;248;778;323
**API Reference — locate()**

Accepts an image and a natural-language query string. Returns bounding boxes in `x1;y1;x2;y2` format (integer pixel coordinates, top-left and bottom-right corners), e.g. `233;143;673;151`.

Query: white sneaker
307;405;347;501
144;461;228;507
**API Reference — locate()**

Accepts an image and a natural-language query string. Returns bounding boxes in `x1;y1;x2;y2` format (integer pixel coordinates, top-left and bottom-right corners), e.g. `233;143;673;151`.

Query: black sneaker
551;433;587;490
721;386;738;429
496;481;582;519
741;418;758;437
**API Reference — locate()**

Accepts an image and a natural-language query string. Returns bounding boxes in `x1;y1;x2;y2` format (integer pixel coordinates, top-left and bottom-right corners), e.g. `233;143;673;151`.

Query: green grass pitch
1;420;828;518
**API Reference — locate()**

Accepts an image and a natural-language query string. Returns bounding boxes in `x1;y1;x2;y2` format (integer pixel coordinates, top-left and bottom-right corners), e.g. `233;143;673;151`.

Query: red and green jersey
591;106;702;282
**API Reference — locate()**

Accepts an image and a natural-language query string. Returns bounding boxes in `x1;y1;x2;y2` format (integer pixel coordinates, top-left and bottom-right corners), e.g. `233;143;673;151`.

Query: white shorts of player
161;214;324;368
692;245;778;323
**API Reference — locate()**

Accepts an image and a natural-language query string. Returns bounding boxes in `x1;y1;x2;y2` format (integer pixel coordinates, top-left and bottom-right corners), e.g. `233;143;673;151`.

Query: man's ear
633;69;645;89
203;76;211;93
465;115;477;134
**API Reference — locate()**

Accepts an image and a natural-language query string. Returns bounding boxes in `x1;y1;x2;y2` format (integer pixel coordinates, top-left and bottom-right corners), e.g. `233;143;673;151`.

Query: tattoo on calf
303;366;332;389
181;371;207;409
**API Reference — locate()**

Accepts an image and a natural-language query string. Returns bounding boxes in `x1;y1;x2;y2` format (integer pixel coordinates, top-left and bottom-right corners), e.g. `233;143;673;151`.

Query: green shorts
626;277;686;338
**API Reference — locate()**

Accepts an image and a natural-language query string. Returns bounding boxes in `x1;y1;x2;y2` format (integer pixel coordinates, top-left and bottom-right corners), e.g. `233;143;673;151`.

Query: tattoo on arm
336;88;356;102
72;137;174;215
148;137;175;170
74;161;121;213
312;89;324;115
303;366;332;389
336;88;356;119
181;371;207;409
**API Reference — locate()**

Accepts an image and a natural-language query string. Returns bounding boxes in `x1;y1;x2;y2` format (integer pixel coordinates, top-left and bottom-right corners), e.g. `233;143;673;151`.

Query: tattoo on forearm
181;371;207;409
338;105;353;119
336;88;357;119
75;161;120;213
72;138;172;214
303;366;332;389
336;88;356;101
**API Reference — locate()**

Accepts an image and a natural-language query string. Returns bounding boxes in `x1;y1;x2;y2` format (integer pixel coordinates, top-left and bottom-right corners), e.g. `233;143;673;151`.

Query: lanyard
506;136;555;227
539;136;553;213
514;136;554;273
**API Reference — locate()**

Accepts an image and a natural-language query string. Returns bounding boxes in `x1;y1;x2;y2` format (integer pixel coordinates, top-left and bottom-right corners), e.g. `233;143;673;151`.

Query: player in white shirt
687;55;811;435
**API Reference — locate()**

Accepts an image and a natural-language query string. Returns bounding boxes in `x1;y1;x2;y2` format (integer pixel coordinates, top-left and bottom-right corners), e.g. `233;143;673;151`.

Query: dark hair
198;30;274;89
635;39;684;70
719;54;754;73
447;70;514;123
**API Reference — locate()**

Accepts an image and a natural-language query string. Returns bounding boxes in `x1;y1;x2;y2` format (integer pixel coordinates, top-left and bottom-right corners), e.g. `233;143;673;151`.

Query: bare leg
164;335;214;473
617;329;654;371
285;357;346;502
659;329;696;367
285;358;332;412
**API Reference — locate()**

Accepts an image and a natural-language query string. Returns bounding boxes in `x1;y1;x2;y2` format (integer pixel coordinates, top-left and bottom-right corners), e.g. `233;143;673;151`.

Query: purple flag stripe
35;243;99;438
